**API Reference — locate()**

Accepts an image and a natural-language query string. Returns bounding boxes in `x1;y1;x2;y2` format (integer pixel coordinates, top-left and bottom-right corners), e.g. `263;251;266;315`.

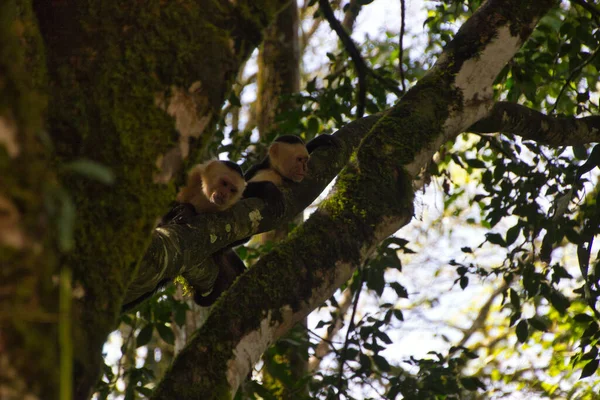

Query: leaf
372;355;391;372
156;324;175;345
136;324;153;348
506;225;521;246
574;313;594;323
136;386;153;396
306;117;320;136
465;158;486;169
390;282;408;299
56;189;76;252
64;159;115;185
528;316;549;332
510;289;521;310
549;291;570;314
582;322;599;338
393;309;404;321
461;377;485;391
345;347;359;360
377;331;393;345
580;359;599;379
486;233;506;246
516;320;529;343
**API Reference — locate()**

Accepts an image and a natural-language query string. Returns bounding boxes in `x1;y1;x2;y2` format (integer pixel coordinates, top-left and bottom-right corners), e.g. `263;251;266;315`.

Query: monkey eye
231;188;238;194
221;179;229;187
297;156;305;162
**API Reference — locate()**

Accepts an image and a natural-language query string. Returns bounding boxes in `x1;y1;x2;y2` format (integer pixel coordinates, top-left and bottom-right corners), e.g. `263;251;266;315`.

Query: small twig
551;44;600;114
319;0;367;119
336;269;365;398
398;0;407;93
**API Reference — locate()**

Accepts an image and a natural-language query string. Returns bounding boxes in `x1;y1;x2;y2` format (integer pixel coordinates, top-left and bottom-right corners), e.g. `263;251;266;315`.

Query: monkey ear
269;142;280;159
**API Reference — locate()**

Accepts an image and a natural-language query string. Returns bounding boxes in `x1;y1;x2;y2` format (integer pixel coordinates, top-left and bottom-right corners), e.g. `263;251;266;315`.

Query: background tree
3;0;600;399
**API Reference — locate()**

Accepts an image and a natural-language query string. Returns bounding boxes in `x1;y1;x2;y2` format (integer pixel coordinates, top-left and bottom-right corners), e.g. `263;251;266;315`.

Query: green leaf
156;324;175;345
136;324;153;348
516;320;529;343
574;313;594;323
64;159;115;185
372;355;391;371
580;359;599;379
582;322;599;338
377;331;393;345
465;158;486;169
345;347;359;360
136;386;153;396
506;225;520;246
510;289;521;310
306;117;320;136
549;291;570;314
393;309;404;321
56;188;76;252
486;233;506;246
528;316;549;332
461;377;484;391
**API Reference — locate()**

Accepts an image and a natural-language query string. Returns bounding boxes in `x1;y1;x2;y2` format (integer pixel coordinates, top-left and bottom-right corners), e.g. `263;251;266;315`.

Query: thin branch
308;287;354;372
455;283;508;349
342;0;361;31
336;269;364;398
469;101;600;146
398;0;407;93
550;44;600;114
319;0;367;118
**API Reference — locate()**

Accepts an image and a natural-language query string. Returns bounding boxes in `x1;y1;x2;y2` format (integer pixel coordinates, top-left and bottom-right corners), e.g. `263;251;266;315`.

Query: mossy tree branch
469;101;600;145
124;116;381;306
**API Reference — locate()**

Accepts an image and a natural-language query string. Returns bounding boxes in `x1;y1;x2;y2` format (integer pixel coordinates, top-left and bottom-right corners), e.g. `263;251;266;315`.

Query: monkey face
204;162;245;210
270;142;310;182
209;175;244;208
176;160;245;212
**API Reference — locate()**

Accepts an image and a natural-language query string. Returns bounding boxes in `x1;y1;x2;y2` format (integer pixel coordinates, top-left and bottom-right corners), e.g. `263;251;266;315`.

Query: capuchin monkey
122;160;248;311
159;160;246;225
243;134;340;202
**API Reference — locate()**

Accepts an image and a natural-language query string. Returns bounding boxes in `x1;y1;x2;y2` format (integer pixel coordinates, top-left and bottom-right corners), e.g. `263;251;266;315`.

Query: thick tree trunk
2;0;288;399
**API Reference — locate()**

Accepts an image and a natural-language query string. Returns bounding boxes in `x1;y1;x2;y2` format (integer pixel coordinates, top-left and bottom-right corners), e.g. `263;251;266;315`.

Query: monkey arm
193;249;247;307
159;202;197;226
242;180;285;217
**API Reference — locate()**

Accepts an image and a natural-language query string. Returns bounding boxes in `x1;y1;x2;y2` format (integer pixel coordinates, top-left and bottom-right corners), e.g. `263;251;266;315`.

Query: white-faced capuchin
242;134;341;206
121;160;248;311
159;160;246;225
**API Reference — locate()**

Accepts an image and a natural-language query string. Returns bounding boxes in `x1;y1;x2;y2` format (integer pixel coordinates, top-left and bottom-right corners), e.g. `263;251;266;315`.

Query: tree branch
469;101;600;146
124;115;381;306
399;0;407;93
550;43;600;114
319;0;367;118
